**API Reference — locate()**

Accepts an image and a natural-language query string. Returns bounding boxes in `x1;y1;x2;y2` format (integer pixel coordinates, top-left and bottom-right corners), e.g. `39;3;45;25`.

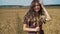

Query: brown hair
28;0;44;16
24;0;46;27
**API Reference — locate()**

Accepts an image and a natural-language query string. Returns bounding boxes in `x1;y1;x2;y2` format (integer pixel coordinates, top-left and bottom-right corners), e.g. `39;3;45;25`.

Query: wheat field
0;7;60;34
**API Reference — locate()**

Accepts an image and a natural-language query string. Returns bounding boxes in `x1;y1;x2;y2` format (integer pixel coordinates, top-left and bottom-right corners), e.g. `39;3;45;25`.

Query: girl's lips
35;8;39;10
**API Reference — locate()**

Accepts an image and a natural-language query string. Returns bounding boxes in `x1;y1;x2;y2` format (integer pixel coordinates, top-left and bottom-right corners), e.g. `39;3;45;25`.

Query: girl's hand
36;26;40;31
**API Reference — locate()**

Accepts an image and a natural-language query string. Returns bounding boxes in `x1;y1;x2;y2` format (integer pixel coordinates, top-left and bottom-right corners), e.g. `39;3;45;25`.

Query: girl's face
34;2;41;12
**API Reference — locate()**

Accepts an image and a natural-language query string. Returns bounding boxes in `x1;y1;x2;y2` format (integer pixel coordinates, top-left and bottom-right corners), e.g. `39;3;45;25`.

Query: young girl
23;0;51;34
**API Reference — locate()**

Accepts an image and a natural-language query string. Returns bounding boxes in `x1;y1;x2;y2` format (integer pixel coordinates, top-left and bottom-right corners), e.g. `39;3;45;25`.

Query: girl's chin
35;10;39;12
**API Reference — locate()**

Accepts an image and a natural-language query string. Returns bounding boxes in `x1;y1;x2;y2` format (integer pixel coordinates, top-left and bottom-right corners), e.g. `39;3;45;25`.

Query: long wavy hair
24;0;45;26
27;0;44;16
29;0;43;15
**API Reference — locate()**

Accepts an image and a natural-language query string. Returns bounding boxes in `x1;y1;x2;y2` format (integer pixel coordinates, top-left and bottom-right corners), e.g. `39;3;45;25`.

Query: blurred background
0;0;60;34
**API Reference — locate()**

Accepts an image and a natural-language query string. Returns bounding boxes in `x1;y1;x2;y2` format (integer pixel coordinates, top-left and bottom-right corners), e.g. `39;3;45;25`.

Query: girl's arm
23;24;39;32
42;5;51;21
39;0;51;21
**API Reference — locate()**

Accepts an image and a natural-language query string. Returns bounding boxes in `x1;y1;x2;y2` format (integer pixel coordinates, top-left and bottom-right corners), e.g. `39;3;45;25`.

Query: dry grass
0;7;60;34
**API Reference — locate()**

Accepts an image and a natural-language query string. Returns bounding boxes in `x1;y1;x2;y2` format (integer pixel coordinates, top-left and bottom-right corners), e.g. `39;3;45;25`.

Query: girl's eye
33;5;39;7
36;5;39;6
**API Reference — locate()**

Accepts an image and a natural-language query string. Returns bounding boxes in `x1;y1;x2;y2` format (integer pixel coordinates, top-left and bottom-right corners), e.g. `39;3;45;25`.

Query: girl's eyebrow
35;5;39;6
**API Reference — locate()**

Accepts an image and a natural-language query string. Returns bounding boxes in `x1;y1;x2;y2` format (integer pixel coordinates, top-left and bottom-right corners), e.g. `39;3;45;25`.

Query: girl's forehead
34;2;40;6
35;3;39;5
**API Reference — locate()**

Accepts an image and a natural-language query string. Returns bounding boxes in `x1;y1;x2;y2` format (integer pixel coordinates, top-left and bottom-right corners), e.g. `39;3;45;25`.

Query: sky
0;0;60;6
